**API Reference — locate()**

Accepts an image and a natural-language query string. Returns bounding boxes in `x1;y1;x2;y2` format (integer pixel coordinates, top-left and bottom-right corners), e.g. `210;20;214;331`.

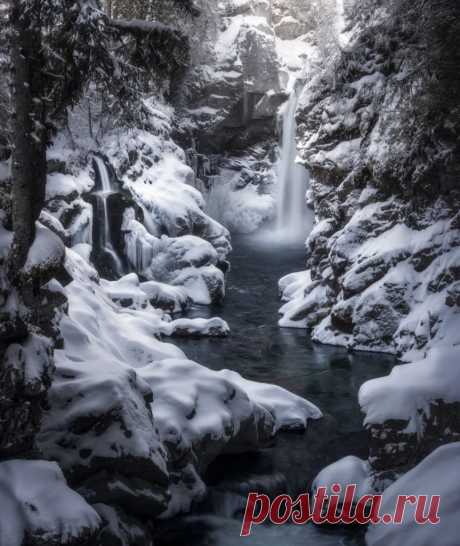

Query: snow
38;248;322;517
140;357;321;513
279;273;331;331
224;369;323;432
46;171;94;200
59;249;184;370
366;443;460;546
140;280;192;313
278;271;312;328
309;138;361;171
24;223;65;274
121;222;227;306
160;317;230;338
0;460;100;546
38;250;174;478
104;129;230;256
360;346;460;433
279;271;310;301
312;455;373;502
276;36;316;83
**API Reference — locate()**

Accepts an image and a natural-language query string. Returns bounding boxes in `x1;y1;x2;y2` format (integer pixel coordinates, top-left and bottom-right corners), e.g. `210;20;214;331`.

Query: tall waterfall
275;85;313;240
93;156;124;276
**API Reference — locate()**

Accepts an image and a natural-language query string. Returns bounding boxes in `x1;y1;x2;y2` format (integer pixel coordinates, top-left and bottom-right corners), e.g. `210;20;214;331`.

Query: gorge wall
280;0;460;531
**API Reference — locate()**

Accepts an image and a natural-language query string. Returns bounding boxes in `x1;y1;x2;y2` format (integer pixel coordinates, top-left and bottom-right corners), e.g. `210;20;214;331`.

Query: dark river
156;234;395;546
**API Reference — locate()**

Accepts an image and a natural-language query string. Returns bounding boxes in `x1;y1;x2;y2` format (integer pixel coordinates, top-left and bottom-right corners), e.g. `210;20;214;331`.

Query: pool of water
156;234;395;546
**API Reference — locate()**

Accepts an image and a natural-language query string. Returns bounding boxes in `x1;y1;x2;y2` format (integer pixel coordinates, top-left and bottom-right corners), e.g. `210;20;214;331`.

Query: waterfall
275;85;313;240
93;156;124;276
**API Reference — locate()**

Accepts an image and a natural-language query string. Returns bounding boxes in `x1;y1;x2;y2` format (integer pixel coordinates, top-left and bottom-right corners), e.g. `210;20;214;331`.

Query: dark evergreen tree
7;0;191;278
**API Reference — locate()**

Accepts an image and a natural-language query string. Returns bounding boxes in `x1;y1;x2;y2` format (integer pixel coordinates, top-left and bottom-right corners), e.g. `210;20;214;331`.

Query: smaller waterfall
275;84;313;240
93;156;124;276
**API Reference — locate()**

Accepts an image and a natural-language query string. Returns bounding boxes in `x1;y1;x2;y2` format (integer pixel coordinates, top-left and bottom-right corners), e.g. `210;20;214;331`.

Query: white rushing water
93;156;124;275
275;85;313;241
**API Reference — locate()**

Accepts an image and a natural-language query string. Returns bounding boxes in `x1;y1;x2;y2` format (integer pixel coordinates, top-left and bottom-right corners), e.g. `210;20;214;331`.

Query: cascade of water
275;84;313;240
93;156;124;276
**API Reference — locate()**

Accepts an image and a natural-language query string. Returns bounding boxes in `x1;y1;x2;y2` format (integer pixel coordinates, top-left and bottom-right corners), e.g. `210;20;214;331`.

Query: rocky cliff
280;0;460;521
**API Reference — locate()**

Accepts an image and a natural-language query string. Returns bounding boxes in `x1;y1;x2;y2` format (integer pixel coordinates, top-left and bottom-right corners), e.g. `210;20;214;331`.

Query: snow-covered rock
37;247;321;520
282;0;460;512
179;1;285;152
312;455;373;503
359;346;460;477
140;357;321;515
366;443;460;546
160;317;230;338
38;252;173;520
45;103;232;282
140;280;192;313
0;460;101;546
23;223;66;280
122;212;226;305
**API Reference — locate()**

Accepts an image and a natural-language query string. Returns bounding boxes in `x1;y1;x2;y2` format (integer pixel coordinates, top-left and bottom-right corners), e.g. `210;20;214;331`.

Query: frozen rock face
178;0;287;152
281;4;460;358
272;0;316;40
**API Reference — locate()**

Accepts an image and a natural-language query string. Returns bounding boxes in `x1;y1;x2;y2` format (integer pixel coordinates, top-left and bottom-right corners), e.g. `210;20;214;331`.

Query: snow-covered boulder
139;358;321;515
359;346;460;475
160;317;230;338
122;213;226;305
0;460;101;546
312;456;373;503
140;280;192;313
22;223;66;282
366;443;460;546
38;248;322;522
38;250;175;521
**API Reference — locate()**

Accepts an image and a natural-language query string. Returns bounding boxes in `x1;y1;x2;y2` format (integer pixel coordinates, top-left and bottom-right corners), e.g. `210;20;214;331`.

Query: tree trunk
8;0;47;281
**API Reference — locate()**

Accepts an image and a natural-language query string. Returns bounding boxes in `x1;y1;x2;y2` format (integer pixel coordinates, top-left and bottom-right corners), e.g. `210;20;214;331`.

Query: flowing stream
156;234;395;546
